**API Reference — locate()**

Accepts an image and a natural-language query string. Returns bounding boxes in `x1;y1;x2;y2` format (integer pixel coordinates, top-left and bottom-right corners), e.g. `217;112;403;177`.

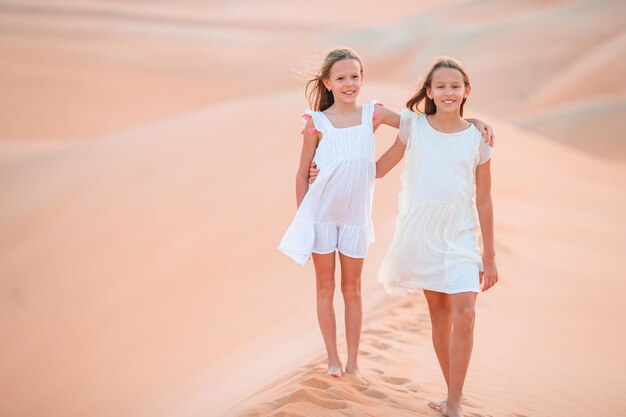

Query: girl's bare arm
373;105;400;129
476;159;498;291
376;136;406;178
296;118;320;208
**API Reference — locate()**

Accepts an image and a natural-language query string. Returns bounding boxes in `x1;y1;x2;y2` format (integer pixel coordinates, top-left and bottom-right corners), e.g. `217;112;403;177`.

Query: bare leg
312;252;342;377
424;290;452;412
338;252;368;386
445;291;477;417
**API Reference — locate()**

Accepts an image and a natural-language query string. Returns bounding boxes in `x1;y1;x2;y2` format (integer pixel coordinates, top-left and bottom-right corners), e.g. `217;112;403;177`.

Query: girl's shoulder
300;108;329;136
400;109;424;129
300;109;319;135
398;108;421;145
400;108;422;120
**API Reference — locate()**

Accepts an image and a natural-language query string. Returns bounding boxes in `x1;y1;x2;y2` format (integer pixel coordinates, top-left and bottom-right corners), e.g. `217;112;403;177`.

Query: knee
341;279;361;299
316;276;335;297
452;307;475;332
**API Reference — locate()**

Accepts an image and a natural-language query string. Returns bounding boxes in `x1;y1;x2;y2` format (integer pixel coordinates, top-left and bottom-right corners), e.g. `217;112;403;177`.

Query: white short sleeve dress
279;101;379;265
378;109;492;296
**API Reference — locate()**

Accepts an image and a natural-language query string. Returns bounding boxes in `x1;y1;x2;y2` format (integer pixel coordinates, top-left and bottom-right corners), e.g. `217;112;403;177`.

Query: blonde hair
406;57;470;117
305;48;364;112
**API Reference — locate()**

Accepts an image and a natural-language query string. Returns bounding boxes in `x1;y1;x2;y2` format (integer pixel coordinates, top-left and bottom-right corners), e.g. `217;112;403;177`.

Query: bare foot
441;401;464;417
344;367;369;387
428;399;446;412
326;363;342;378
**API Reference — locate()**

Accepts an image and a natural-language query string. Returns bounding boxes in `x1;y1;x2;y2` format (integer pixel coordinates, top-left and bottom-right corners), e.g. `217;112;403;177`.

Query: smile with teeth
442;99;456;103
343;90;355;95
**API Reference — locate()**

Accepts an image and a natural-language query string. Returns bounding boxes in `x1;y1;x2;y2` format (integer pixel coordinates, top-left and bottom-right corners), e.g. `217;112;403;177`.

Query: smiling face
426;67;471;115
323;58;363;105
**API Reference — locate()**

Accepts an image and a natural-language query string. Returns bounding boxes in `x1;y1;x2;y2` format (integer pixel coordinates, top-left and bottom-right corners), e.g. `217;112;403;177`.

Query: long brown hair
406;57;470;116
305;48;364;112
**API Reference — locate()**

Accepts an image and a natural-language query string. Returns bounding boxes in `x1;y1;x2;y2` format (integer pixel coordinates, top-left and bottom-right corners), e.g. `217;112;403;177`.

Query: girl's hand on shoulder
468;118;495;146
480;256;498;292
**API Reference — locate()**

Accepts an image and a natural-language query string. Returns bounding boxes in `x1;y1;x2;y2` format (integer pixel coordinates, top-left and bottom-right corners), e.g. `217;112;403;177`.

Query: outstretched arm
375;104;493;145
373;105;400;130
476;159;498;291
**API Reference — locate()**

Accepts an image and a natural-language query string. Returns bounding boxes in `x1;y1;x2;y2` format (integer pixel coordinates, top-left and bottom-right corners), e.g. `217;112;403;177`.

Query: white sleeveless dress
378;110;492;295
279;101;378;265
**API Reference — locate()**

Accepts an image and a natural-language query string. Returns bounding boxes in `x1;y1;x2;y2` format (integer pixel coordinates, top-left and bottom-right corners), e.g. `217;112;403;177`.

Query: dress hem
278;247;309;266
312;249;367;259
279;247;369;266
380;282;479;297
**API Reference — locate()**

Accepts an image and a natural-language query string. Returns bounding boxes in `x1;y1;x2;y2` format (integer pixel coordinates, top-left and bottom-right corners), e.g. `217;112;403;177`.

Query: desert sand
1;1;625;417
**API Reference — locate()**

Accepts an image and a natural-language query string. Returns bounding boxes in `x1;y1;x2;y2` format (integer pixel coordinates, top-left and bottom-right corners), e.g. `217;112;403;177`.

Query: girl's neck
327;101;358;114
427;111;468;132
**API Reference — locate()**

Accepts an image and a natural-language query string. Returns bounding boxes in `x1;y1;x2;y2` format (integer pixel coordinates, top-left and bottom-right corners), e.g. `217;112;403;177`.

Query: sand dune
515;98;626;161
2;1;626;417
2;0;626;160
2;87;625;416
0;87;400;417
0;0;461;139
0;92;318;417
509;28;626;161
513;29;626;114
230;297;449;417
0;10;313;139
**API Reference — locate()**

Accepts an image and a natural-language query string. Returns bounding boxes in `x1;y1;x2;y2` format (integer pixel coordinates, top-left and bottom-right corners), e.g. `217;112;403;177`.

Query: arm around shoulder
374;105;400;129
